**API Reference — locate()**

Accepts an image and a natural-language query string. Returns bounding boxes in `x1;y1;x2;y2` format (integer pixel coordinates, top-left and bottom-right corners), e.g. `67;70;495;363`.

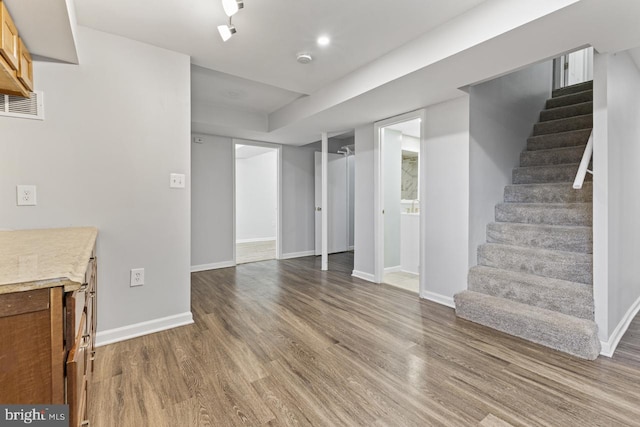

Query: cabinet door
0;1;19;70
17;37;32;91
67;313;88;427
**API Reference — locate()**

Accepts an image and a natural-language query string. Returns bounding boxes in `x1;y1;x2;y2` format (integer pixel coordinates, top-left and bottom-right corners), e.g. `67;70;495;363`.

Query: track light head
222;0;244;17
218;22;236;42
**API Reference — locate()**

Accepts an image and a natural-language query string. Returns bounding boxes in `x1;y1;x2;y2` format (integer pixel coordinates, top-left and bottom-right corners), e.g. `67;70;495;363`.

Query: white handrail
573;131;593;189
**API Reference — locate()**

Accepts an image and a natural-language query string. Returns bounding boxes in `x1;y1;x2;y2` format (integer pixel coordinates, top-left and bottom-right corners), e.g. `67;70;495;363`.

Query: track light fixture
218;17;236;42
218;0;244;42
222;0;243;17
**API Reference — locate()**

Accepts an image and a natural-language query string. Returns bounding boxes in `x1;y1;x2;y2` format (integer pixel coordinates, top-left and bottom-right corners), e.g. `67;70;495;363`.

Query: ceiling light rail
218;0;243;41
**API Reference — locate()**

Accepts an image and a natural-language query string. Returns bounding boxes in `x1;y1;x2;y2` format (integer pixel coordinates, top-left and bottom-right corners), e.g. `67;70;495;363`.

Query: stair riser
468;268;594;319
487;223;592;253
454;291;600;360
496;204;592;226
527;129;591;151
552;82;593;98
540;102;592;122
533;115;592;136
513;164;592;184
477;244;592;284
546;90;593;109
520;146;586;167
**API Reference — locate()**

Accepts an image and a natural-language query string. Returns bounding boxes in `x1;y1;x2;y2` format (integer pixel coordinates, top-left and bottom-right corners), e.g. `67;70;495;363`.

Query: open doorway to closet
375;112;425;294
234;142;280;264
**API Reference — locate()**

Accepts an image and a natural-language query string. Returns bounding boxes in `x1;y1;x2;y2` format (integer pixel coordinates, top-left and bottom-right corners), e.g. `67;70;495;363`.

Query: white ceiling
10;0;640;146
74;0;487;95
235;144;276;159
387;119;421;138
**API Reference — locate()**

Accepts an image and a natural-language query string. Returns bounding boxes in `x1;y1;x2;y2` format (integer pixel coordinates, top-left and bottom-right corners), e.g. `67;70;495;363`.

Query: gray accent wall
191;135;234;267
354;125;376;276
0;27;192;333
281;144;317;255
468;61;553;267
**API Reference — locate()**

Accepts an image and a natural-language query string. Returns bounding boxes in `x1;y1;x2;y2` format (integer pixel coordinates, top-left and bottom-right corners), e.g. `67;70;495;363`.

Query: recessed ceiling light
317;36;330;47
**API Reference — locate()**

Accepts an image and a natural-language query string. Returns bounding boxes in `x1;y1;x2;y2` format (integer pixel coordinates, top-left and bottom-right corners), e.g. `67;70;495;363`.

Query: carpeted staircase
454;80;601;360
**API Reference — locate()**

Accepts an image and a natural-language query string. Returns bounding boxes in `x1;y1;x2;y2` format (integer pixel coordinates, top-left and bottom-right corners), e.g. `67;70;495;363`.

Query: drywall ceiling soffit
74;0;488;95
235;144;276;159
191;65;303;115
5;0;79;63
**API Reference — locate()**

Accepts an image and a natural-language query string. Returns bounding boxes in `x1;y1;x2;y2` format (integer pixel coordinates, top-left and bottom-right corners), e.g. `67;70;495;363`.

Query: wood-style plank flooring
90;253;640;426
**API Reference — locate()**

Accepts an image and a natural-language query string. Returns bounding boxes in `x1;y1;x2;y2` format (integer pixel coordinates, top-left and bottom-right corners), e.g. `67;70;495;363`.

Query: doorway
374;111;426;294
234;142;280;264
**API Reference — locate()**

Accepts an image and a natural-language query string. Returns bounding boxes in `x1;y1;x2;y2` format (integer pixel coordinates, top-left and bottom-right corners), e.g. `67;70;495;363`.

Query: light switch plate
16;185;37;206
169;173;185;189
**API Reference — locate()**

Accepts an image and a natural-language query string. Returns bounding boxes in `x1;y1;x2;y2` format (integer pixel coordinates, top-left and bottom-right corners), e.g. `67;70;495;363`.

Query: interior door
315;152;348;255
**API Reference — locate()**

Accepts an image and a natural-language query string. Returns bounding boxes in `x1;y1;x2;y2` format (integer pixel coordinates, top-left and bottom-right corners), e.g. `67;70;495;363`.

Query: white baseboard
236;237;276;244
352;270;376;282
96;312;194;347
600;294;640;357
421;291;455;309
191;260;235;272
280;250;315;260
384;266;402;273
400;269;419;276
348;245;355;251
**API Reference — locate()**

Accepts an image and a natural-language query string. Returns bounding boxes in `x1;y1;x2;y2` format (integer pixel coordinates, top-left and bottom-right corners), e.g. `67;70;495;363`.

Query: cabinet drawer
0;1;19;71
67;312;88;427
0;288;48;318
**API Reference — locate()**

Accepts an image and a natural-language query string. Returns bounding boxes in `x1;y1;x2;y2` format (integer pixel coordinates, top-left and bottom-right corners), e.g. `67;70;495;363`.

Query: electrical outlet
169;173;185;189
16;185;37;206
130;268;145;287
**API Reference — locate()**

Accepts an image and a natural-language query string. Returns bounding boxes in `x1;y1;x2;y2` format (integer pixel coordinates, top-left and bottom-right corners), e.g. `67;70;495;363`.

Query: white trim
352;270;376;282
280;250;315;259
191;260;235;272
599;294;640;357
374;109;427;285
420;291;455;309
384;266;402;273
96;312;194;347
236;237;276;244
401;269;419;276
321;132;329;271
348;245;355;251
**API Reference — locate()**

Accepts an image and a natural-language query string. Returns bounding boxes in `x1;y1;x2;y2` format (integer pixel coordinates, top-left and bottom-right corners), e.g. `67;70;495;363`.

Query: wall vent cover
0;91;44;120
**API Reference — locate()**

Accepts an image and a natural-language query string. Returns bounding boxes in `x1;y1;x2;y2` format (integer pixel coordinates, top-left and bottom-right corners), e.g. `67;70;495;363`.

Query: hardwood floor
90;253;640;426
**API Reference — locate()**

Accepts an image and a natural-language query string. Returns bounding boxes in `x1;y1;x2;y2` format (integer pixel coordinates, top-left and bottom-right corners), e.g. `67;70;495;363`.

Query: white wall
0;27;192;338
421;97;470;303
191;135;234;268
468;61;553;266
236;150;277;242
593;50;640;350
353;125;376;278
383;129;402;269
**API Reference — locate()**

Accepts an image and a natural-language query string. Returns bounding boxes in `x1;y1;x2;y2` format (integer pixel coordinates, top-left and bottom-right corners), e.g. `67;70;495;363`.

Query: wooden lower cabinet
0;253;97;426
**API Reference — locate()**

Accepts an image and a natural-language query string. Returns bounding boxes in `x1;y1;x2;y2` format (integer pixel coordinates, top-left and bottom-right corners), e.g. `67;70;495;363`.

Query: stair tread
552;81;593;98
527;129;592;151
454;290;600;359
480;242;592;259
488;222;592;232
468;265;594;319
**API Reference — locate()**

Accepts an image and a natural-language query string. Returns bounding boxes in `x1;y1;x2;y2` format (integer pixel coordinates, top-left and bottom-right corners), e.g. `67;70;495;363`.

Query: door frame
232;139;283;264
373;109;426;293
